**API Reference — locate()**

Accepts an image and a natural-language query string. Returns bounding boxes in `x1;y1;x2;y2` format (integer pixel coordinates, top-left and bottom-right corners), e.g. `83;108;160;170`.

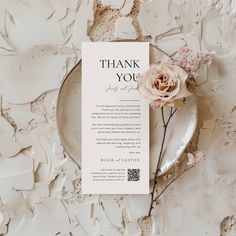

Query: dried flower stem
148;106;177;216
153;165;194;203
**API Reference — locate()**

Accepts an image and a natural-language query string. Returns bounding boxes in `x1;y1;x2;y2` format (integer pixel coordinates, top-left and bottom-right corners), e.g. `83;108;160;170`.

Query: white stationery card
82;42;149;194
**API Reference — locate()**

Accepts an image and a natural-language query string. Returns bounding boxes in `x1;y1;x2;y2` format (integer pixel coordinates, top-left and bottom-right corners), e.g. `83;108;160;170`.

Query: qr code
127;169;140;181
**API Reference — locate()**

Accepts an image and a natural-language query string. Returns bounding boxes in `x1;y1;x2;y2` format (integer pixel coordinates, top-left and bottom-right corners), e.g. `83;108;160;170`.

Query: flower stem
153;166;194;203
148;107;177;216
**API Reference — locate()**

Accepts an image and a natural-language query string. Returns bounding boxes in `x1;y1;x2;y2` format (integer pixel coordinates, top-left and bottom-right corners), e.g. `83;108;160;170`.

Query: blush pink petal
138;61;192;108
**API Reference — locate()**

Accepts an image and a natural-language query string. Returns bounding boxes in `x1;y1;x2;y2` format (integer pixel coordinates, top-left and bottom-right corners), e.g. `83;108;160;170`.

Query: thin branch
148;107;177;216
153;166;194;203
167;108;177;124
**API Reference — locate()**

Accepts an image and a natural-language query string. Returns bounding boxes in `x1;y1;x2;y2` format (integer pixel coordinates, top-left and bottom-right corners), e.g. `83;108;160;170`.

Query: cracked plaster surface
0;0;236;235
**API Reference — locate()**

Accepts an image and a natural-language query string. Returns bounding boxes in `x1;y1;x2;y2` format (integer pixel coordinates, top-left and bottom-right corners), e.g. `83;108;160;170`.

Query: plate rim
56;59;82;165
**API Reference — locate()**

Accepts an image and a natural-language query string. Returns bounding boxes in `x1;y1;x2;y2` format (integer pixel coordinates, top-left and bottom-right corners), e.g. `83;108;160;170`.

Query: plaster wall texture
0;0;235;235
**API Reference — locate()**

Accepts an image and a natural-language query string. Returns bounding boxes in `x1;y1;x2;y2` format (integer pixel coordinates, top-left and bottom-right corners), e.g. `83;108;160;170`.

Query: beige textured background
0;0;236;235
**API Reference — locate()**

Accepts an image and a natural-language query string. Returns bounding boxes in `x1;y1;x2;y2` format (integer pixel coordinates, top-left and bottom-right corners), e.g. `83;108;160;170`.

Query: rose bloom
137;61;192;108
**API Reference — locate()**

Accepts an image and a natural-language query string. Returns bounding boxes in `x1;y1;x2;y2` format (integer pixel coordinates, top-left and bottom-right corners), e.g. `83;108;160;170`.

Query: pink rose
137;62;192;108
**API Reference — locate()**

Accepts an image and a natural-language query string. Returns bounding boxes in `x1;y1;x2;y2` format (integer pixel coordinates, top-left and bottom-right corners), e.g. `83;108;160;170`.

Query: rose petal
138;61;192;108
